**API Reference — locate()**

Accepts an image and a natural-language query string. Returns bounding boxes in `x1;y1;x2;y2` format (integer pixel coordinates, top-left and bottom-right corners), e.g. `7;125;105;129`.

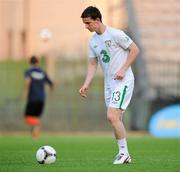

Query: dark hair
29;55;38;65
81;6;102;22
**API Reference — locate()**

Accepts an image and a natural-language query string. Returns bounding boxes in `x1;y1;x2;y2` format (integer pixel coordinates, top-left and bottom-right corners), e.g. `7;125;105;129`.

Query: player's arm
45;73;54;90
114;42;139;80
79;58;98;98
24;77;31;98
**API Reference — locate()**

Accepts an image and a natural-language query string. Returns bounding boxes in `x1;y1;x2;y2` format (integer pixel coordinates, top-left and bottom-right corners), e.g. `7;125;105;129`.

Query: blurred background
0;0;179;133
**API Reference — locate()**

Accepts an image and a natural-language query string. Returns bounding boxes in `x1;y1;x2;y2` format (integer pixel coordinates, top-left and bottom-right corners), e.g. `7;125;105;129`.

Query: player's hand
79;85;88;98
114;68;126;80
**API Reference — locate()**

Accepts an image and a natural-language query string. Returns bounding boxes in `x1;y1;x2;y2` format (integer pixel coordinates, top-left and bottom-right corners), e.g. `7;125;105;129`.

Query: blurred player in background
79;6;139;164
24;55;54;139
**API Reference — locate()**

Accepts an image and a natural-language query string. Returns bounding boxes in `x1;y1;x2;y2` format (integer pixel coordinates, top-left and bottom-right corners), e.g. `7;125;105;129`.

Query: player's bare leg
31;125;40;140
107;107;131;164
107;107;126;139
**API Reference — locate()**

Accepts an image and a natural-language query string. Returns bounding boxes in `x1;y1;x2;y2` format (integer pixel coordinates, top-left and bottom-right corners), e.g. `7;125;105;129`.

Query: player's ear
96;18;101;22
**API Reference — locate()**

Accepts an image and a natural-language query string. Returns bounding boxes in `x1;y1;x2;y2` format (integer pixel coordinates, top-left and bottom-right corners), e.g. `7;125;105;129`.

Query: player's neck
31;64;39;68
96;23;106;35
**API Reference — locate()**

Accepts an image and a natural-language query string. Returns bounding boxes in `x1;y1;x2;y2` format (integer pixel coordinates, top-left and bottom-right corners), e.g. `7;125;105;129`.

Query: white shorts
104;79;134;110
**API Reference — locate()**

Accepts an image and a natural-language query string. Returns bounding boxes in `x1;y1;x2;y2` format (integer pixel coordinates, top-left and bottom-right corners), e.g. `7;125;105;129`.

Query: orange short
25;116;40;126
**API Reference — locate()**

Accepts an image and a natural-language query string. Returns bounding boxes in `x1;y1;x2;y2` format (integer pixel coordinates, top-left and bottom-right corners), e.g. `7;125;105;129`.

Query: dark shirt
24;67;53;102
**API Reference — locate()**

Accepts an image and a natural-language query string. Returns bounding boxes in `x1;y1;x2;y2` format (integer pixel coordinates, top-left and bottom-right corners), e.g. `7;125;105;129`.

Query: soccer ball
40;28;52;41
36;146;56;164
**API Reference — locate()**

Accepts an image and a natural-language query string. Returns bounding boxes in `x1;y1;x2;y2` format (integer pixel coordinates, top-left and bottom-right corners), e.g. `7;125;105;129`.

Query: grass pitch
0;134;179;172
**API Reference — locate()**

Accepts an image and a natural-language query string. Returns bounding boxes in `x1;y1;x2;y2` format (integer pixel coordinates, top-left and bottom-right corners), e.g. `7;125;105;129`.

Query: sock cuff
117;138;127;145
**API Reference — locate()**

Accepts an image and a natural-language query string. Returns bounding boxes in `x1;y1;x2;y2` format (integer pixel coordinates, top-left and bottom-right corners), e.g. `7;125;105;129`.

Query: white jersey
88;26;134;84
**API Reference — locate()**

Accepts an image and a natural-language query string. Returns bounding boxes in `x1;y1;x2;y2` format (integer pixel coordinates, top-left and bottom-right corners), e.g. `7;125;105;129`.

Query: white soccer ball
36;146;57;164
40;28;52;41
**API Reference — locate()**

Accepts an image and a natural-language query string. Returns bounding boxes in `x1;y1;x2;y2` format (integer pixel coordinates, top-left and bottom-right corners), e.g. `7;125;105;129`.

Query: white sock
117;138;129;155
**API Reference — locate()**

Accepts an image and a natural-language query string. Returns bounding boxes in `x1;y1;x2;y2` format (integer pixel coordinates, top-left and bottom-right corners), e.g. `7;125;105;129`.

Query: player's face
82;17;99;32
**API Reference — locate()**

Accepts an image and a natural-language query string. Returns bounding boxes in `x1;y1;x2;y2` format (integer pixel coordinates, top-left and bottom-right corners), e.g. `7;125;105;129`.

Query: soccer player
79;6;139;164
24;56;54;139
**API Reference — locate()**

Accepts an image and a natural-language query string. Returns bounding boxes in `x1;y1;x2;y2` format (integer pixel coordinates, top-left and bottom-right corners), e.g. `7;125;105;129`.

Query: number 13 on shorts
112;91;121;102
109;81;134;110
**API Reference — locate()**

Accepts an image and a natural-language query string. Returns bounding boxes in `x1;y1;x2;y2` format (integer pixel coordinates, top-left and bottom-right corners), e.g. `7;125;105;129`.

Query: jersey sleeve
115;30;133;50
24;70;31;79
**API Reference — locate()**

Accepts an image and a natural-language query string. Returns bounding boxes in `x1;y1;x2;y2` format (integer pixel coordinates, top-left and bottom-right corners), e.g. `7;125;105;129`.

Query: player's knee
107;108;123;124
107;111;117;124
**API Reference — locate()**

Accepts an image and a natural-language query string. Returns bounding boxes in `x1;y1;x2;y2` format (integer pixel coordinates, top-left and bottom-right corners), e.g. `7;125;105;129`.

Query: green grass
0;135;179;172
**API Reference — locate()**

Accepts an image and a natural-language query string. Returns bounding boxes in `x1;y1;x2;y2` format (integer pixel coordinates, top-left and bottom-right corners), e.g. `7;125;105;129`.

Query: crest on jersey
105;40;112;47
